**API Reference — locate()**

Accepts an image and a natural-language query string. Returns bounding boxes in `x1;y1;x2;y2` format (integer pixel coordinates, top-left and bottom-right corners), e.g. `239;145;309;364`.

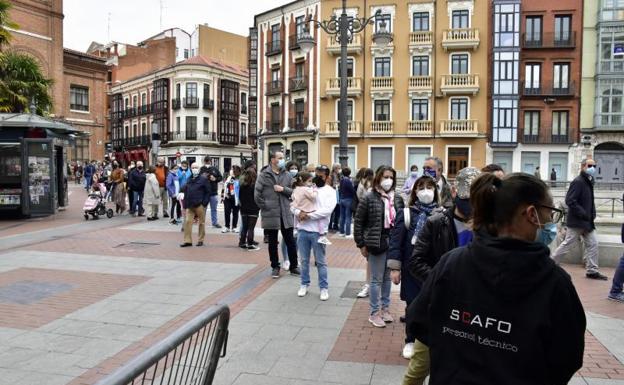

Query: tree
0;51;53;114
0;0;18;49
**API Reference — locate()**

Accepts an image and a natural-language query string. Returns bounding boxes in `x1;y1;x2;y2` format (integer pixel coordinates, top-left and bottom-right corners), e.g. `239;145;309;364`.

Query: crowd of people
72;151;624;384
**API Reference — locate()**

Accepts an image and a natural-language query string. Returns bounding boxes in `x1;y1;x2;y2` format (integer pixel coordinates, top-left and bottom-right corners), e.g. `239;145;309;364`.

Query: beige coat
143;173;160;205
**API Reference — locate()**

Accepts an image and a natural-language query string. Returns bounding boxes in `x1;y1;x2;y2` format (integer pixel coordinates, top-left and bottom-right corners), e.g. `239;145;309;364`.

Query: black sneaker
213;224;222;229
163;213;169;218
399;316;406;323
180;243;192;247
247;245;260;251
271;267;280;279
289;267;301;276
586;272;608;280
239;243;248;249
252;241;260;246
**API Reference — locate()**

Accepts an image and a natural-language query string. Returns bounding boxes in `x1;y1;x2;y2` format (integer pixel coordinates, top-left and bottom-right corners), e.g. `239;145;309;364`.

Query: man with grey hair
422;157;453;208
552;158;607;280
155;156;169;219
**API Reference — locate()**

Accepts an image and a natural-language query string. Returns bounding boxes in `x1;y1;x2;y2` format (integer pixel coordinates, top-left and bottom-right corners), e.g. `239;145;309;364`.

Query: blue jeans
368;251;391;315
339;198;353;235
297;229;328;289
610;254;624;296
209;195;219;226
132;191;144;214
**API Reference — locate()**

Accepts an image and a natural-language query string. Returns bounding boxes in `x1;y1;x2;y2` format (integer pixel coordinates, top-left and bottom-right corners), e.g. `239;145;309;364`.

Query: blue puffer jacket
178;168;192;189
387;207;427;304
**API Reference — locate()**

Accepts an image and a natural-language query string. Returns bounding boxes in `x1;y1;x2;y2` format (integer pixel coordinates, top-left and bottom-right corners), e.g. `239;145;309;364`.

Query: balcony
265;40;283;56
523;134;539;143
139;104;151;115
172;132;217;142
264;120;282;133
122;107;137;118
325;77;362;98
288;117;309;131
289;34;302;50
289;76;308;92
184;97;199;108
522;32;576;49
122;135;151;147
370;121;394;136
202;99;214;110
409;31;433;53
439;120;479;137
522;82;576;97
172;99;181;110
370;77;394;97
440;74;480;95
407;120;433;137
324;121;362;136
600;60;624;73
265;80;283;96
551;134;570;144
441;28;480;51
326;34;362;55
409;76;433;95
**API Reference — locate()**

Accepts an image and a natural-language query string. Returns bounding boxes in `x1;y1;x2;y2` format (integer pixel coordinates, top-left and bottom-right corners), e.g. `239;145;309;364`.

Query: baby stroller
83;183;114;220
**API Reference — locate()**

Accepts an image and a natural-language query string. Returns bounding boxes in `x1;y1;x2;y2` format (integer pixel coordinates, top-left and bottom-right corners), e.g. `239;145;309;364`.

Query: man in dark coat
552;158;607;280
128;161;146;217
180;162;211;247
200;156;223;228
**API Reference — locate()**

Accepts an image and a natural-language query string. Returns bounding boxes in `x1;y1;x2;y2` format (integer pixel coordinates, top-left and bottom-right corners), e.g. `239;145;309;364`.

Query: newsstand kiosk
0;113;84;217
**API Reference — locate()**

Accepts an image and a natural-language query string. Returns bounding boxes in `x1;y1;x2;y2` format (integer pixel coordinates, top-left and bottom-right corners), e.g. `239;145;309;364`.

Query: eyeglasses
537;204;564;223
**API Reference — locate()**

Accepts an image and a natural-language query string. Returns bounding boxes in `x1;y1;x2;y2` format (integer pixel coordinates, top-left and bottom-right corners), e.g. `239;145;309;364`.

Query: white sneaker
402;342;415;359
357;284;369;298
232;228;239;233
345;234;354;239
221;227;230;233
283;260;291;271
318;236;332;245
297;285;308;297
320;288;329;301
338;233;345;237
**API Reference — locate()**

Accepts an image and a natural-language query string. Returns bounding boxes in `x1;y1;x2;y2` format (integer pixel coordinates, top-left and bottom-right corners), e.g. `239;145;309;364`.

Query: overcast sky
63;0;286;51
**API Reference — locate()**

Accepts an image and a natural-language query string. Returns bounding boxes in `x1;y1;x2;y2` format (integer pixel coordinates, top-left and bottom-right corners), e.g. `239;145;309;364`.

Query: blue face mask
277;159;286;169
423;168;437;179
289;169;298;177
585;166;596;176
411;171;418;177
536;222;557;246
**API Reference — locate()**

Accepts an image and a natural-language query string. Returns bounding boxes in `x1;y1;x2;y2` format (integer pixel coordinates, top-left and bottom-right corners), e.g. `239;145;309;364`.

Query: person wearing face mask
551;158;606;280
402;165;420;197
280;161;301;269
110;161;126;215
255;151;300;279
421;157;453;208
221;165;241;233
354;165;405;328
404;173;585;385
329;163;342;232
154;157;169;219
200;156;223;229
179;163;211;247
128;161;146;217
388;175;439;359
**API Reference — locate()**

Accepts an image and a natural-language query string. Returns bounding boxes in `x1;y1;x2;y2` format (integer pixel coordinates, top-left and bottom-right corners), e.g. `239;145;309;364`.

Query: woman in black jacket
354;165;404;328
238;168;260;250
406;173;585;385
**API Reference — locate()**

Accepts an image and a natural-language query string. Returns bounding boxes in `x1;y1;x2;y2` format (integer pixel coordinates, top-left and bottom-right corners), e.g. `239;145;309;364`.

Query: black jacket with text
407;230;585;385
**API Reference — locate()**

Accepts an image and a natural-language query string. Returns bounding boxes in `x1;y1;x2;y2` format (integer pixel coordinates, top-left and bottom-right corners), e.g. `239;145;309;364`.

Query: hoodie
408;230;585;385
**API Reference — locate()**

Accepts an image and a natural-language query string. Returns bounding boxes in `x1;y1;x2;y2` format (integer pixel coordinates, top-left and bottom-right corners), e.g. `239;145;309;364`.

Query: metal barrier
95;304;230;385
595;197;624;217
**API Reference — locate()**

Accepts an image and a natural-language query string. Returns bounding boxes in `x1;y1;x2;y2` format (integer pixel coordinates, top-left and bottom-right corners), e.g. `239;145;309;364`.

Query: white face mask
380;178;393;192
191;168;200;177
416;188;435;204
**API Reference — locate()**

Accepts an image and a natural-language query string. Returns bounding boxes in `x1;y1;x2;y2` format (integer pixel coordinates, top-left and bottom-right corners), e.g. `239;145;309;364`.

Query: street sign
614;43;624;57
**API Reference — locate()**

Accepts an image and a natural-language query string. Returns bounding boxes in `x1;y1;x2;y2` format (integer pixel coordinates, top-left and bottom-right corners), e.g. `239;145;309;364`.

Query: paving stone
231;373;294;385
318;361;374;385
370;364;409;385
13;371;74;385
256;324;302;341
294;327;340;344
269;356;325;381
220;351;280;375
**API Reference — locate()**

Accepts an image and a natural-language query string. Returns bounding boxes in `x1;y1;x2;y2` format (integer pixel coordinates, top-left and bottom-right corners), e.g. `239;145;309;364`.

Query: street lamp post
298;0;392;168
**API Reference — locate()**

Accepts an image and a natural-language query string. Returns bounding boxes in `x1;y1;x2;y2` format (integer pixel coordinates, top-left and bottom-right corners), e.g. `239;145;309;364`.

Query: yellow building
318;0;488;178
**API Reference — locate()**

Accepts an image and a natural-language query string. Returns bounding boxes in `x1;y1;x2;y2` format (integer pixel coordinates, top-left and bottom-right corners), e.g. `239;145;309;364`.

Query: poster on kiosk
21;138;56;217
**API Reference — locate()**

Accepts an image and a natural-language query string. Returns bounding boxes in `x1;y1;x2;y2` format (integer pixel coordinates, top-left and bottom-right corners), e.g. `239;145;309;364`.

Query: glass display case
0;145;21;210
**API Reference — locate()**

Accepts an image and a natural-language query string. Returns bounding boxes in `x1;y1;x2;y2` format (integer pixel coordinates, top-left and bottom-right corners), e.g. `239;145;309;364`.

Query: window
524;111;540;136
374;57;391;77
203;117;210;134
176;116;181;134
452;10;469;29
375;14;392;33
493;52;519;95
337;57;354;77
525;63;541;91
496;9;516;46
271;103;280;123
554;15;572;43
203;83;210;100
220;79;239;113
141;122;146;136
407;147;431;171
141;93;147;106
553;63;570;90
186;116;197;139
412;56;429;76
412;99;429;121
131;96;137;109
374;100;390;121
525;16;542;44
184;49;189;59
450;98;468;120
599;31;624;73
333;146;356;171
498;60;514;80
295;15;306;37
271;68;280;82
294;99;305;128
176;83;181;99
271;24;280;42
295;62;305;78
70;85;89;111
370;147;393;170
186;83;197;99
413;12;429;31
451;54;469;74
292;141;309;166
600;84;623;126
338;99;354;121
132;123;137;137
552;111;569;137
492;99;518;143
241;92;247;113
241;122;247;137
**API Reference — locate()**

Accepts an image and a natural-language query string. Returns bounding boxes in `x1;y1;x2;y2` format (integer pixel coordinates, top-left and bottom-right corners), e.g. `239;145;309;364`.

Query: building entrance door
594;142;624;183
447;147;469;178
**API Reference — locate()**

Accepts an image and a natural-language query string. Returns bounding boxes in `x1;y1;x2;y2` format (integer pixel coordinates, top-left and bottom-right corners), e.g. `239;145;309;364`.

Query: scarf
376;188;396;229
411;201;437;244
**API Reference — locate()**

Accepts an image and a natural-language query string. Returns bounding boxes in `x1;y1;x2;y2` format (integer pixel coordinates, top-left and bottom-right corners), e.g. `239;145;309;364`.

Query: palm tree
0;50;53;114
0;0;18;49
